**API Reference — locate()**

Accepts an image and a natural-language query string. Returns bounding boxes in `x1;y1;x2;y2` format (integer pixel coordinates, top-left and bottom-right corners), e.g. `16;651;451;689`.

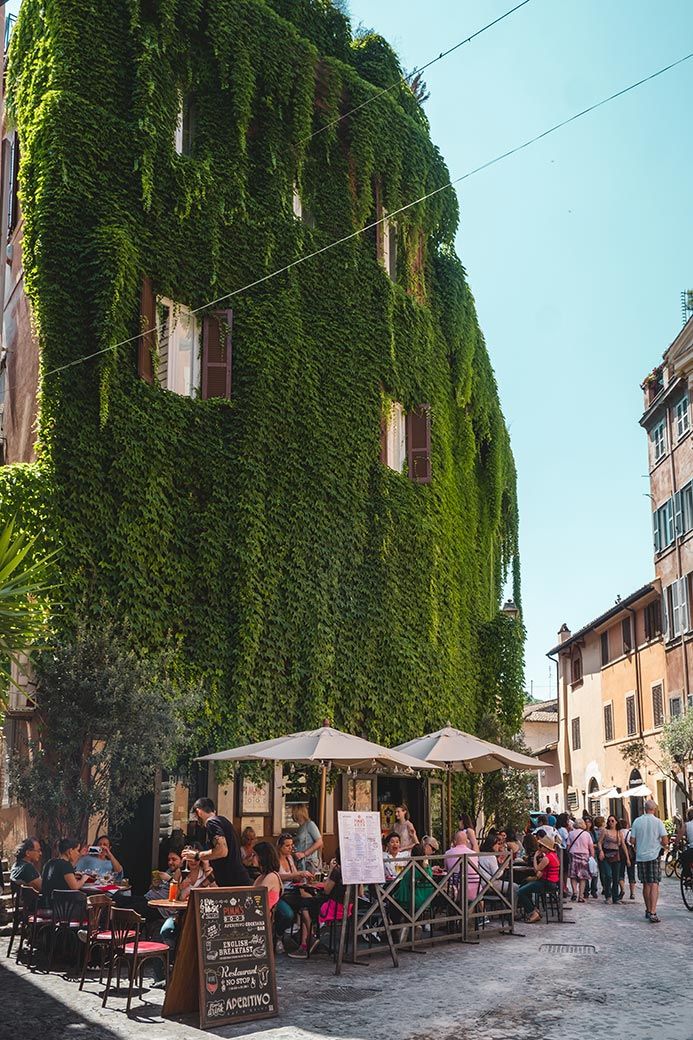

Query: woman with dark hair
10;837;42;892
458;812;479;852
619;817;636;901
598;815;630;903
255;841;294;939
41;837;91;907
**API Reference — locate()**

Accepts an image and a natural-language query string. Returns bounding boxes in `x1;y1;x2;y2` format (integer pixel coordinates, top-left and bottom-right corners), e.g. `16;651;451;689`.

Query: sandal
648;913;660;923
570;894;577;902
577;897;585;903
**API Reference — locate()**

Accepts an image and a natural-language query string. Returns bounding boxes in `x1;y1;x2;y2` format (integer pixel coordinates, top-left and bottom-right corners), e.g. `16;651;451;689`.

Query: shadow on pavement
0;958;124;1040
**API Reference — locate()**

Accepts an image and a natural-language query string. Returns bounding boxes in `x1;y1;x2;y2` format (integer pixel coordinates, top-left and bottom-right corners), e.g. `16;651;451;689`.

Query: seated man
152;844;215;987
75;835;124;880
443;829;478;898
10;837;43;892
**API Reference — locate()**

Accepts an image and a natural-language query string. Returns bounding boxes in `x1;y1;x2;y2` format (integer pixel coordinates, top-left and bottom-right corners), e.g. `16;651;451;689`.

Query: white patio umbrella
394;725;550;840
617;784;652;800
198;723;434;831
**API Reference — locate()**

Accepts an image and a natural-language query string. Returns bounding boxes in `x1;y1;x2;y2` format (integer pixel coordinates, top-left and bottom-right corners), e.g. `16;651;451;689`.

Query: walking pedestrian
566;819;594;903
589;816;605;899
598;815;630;903
630;799;668;923
619;818;636;900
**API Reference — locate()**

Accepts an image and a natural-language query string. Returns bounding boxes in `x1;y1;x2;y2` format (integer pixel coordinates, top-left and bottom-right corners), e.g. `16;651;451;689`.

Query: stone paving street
2;879;691;1040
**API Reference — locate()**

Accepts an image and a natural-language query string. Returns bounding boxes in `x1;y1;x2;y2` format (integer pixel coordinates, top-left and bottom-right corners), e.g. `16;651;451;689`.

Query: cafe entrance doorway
377;776;425;838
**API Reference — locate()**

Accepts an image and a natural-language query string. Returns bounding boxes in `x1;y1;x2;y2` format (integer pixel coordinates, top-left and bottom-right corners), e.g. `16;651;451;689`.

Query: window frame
675;394;690;441
603;702;614;742
384;401;407;474
156;297;199;398
651;419;667;463
625;693;637;737
622;617;632;655
570;649;583;685
669;694;683;719
600;631;610;668
652;683;664;728
571;717;581;751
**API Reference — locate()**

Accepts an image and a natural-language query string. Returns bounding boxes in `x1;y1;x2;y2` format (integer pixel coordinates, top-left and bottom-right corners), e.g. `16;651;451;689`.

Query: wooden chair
14;885;52;968
47;889;88;973
78;894;118;990
102;907;170;1013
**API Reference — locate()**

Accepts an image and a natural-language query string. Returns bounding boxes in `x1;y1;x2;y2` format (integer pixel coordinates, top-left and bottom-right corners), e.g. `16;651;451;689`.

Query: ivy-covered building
0;1;520;850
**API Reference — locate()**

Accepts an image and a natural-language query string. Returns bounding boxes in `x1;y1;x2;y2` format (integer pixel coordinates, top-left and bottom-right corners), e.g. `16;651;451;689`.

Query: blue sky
347;0;693;700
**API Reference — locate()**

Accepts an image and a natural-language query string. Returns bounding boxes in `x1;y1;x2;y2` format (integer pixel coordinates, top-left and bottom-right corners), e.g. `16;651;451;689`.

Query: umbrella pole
447;770;452;846
319;764;327;834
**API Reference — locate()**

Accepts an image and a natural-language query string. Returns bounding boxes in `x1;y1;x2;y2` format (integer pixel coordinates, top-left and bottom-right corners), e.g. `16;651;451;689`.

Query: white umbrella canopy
197;725;435;774
618;784;652;799
394;725;549;774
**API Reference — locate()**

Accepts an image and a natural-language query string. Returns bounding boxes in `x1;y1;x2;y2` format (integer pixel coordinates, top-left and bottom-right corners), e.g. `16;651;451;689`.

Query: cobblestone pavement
2;879;691;1040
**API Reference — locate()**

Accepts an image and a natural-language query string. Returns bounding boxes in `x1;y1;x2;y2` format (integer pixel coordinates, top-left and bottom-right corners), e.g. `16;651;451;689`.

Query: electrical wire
2;48;693;401
305;0;534;144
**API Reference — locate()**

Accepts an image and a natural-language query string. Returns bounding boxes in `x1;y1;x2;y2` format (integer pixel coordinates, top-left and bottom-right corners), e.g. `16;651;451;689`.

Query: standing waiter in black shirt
182;797;251;886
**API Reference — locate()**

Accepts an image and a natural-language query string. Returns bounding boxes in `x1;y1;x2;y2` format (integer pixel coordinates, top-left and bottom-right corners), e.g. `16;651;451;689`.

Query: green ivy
1;0;521;753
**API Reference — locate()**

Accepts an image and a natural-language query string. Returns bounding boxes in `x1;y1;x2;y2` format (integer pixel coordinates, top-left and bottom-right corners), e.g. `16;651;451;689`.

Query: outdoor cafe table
149;898;188;911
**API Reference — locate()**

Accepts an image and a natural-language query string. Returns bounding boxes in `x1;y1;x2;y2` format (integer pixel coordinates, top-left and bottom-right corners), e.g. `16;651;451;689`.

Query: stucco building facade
548;583;672;821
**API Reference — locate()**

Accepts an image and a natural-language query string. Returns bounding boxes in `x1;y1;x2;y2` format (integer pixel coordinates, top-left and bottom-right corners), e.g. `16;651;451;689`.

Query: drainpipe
547;650;567;808
627;606;644;741
666;402;692;705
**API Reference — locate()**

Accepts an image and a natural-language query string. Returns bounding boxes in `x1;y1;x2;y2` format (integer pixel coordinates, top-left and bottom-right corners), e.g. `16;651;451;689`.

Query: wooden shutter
406;404;431;484
201;309;233;400
138;276;155;384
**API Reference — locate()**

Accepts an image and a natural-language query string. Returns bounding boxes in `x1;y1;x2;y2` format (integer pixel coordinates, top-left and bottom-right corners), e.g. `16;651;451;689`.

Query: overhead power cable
2;48;692;401
305;0;534;143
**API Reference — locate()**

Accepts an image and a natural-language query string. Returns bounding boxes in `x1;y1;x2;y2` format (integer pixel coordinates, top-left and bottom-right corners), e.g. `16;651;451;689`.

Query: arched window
588;778;600;817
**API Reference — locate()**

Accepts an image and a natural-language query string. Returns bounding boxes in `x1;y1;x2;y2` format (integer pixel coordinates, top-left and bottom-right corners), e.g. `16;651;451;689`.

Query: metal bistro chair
47;889;88;973
7;881;22;958
14;885;53;968
102;907;170;1013
79;894;127;990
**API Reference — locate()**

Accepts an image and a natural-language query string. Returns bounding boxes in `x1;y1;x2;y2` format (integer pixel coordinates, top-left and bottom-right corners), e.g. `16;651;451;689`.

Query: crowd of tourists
8;794;683;990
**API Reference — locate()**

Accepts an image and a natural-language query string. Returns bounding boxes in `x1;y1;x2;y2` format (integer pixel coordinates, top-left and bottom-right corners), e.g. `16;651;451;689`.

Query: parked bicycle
664;837;685;879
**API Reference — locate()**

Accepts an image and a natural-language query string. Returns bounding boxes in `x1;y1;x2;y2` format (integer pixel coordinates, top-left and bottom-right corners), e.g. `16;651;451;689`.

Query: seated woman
240;827;259;872
290;849;350;957
517;835;560;924
476;834;519;902
394;842;434;915
254;841;294;940
276;833;313;955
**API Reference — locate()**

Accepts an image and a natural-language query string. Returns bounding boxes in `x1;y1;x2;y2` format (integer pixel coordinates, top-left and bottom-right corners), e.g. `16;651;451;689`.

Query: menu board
338;810;386;886
193;888;277;1028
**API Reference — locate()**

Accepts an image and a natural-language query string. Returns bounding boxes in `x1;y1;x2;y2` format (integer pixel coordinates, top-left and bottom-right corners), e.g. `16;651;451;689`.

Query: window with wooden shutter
603;703;614;742
201;309;233;400
571;718;581;751
626;694;637;736
652;683;664;728
406;405;431;484
600;631;609;668
622;617;632;655
138;276;156;384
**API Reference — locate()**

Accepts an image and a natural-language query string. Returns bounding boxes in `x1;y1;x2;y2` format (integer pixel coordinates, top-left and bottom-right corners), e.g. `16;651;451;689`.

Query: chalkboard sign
193;887;278;1028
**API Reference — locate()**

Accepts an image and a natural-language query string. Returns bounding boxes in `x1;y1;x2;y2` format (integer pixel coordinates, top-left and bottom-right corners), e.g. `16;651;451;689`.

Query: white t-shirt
630;813;667;863
685;820;693;847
